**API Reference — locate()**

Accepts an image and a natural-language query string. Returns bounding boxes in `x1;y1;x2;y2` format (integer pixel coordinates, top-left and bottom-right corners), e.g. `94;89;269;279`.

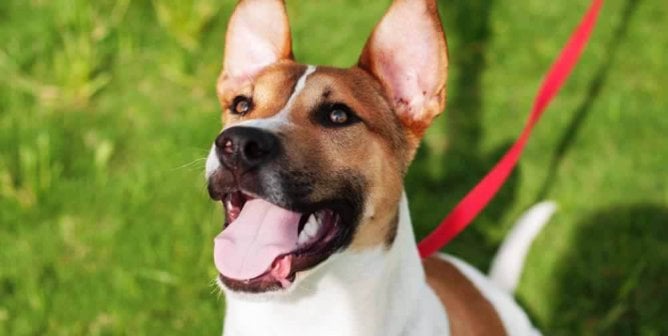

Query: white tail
488;201;557;293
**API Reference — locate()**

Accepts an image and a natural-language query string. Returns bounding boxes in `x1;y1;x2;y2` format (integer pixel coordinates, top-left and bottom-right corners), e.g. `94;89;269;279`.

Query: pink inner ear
223;0;292;79
363;0;447;125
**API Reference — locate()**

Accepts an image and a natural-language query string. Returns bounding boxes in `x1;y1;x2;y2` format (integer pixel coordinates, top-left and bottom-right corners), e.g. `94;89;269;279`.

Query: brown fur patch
294;67;408;250
423;257;507;335
218;62;306;124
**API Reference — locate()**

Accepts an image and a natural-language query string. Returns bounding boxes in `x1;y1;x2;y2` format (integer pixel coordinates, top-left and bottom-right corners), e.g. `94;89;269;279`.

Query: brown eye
231;96;253;115
329;109;349;124
315;103;359;128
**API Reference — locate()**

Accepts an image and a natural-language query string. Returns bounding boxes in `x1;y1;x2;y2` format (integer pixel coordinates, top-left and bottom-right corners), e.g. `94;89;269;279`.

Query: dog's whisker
170;157;207;171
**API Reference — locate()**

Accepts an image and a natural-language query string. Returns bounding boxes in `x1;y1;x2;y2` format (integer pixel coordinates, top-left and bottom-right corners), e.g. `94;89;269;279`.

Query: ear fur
359;0;448;138
220;0;293;82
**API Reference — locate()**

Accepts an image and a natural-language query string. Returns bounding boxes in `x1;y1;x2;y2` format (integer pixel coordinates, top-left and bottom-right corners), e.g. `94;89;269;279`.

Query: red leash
418;0;604;259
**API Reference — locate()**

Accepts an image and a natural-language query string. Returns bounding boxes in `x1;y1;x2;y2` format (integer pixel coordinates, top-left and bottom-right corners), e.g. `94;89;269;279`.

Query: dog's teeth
298;214;320;245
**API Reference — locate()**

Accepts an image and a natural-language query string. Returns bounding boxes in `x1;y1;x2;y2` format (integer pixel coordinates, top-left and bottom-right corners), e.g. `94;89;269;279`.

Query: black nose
215;126;279;172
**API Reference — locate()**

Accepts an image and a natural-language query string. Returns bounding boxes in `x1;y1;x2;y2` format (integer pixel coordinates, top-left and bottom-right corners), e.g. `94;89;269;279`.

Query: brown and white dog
205;0;556;335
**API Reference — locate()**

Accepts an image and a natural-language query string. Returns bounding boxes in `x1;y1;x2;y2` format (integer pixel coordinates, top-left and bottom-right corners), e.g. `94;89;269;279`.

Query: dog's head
206;0;448;293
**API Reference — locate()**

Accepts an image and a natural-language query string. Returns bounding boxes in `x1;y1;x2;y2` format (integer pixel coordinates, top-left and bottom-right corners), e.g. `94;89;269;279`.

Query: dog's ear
359;0;448;138
220;0;293;82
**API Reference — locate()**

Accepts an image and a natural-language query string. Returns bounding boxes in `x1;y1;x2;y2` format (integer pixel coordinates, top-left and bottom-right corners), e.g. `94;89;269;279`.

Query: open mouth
213;190;347;292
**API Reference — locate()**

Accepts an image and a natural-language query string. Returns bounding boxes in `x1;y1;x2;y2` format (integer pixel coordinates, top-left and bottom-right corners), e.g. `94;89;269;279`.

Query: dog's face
206;0;447;293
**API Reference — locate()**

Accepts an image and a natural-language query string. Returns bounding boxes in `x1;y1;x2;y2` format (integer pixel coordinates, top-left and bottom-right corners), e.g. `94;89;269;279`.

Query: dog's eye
317;103;359;128
329;109;349;124
230;96;253;115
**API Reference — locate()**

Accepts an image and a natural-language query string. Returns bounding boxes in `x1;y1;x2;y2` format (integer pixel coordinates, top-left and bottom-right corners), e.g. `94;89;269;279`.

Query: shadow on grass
543;204;668;334
535;0;642;201
406;0;520;269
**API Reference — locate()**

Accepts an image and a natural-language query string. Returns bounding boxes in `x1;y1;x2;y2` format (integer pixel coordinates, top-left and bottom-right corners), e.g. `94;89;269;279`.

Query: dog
205;0;555;335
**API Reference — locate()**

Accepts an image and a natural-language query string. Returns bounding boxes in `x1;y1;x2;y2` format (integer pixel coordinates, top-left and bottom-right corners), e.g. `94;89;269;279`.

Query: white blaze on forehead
282;65;317;114
224;65;317;131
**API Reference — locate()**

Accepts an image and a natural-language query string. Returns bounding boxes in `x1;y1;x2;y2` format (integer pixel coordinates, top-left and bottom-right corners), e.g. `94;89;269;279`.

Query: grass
0;0;666;334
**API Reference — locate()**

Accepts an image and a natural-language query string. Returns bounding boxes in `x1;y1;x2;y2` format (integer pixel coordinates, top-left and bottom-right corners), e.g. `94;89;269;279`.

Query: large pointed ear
220;0;293;81
359;0;448;138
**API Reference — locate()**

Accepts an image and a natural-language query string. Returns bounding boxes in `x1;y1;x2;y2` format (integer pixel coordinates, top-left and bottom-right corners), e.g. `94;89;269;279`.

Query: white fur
205;144;220;180
220;194;448;336
489;201;557;293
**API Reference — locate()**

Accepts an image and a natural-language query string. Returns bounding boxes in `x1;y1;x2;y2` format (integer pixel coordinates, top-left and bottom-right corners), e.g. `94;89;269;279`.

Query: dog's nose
215;126;279;172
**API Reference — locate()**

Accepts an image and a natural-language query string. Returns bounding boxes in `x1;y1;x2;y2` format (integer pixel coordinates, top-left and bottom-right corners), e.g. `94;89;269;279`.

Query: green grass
1;0;666;334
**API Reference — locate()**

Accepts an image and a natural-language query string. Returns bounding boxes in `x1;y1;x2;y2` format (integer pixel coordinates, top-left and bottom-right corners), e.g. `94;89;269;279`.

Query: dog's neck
221;192;448;336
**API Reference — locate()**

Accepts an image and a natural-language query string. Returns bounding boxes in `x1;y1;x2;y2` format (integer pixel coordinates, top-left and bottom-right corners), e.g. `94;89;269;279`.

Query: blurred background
1;0;666;334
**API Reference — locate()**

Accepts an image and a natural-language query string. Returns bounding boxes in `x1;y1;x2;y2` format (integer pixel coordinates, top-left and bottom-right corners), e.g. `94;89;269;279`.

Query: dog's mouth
213;190;348;292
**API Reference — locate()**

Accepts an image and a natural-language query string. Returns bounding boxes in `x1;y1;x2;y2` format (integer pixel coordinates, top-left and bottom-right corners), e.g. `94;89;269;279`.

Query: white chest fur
220;194;449;336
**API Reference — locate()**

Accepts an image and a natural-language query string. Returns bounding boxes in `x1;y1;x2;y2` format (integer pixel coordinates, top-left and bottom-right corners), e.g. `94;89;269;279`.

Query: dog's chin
215;259;331;301
212;190;356;294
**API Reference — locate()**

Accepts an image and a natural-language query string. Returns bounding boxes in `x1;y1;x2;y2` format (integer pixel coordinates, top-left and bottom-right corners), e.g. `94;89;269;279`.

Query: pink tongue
214;199;301;280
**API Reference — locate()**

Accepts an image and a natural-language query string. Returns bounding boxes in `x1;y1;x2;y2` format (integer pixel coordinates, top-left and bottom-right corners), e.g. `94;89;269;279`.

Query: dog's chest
223;288;447;336
223;277;386;336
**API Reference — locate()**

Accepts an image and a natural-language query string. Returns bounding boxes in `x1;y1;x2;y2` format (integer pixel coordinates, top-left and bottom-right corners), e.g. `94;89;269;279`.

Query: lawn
1;0;666;335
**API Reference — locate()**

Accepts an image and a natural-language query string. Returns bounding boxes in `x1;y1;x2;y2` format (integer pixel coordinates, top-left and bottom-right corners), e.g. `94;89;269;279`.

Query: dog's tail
488;201;557;294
